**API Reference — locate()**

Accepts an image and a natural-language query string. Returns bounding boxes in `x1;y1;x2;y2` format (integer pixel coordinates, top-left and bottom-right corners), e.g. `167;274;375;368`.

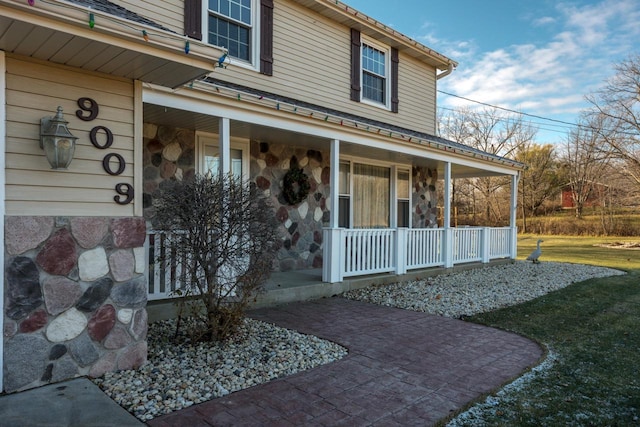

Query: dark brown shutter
184;0;202;41
350;28;361;102
260;0;274;75
391;47;399;113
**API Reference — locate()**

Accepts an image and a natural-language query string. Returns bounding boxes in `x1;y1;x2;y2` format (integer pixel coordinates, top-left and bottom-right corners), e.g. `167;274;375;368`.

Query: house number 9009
76;97;134;205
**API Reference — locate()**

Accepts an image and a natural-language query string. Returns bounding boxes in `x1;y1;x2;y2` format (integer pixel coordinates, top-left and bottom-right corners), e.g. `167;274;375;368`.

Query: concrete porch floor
147;259;513;322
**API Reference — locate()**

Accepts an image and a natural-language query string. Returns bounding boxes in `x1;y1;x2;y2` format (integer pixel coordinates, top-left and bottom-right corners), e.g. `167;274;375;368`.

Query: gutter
436;62;455;80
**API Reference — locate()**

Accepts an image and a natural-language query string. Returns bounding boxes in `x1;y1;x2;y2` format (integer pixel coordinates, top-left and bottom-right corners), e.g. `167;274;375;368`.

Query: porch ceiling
0;2;220;89
144;103;507;179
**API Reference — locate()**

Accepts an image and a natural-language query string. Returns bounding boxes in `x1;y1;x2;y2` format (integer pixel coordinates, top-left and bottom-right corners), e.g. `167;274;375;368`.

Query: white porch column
323;139;342;283
0;50;6;391
443;162;453;268
218;117;231;177
510;173;520;259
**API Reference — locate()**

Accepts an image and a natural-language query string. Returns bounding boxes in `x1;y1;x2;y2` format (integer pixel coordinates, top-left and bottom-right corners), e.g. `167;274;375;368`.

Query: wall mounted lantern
40;106;78;170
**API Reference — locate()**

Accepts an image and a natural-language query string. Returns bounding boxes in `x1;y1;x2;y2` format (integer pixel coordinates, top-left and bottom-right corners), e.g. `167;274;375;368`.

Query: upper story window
207;0;253;62
361;41;389;106
350;29;399;113
184;0;273;75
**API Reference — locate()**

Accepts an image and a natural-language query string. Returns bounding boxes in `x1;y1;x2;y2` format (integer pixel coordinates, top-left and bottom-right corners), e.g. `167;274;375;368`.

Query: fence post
396;228;407;275
481;227;491;263
323;228;344;283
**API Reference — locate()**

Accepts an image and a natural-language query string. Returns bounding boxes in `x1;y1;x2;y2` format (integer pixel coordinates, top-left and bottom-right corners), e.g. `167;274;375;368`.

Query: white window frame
196;132;250;181
201;0;260;70
339;156;411;229
360;36;391;110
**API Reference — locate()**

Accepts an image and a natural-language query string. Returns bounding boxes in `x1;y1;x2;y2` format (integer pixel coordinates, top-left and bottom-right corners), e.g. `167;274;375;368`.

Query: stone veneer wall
3;216;148;393
251;142;330;271
412;166;439;228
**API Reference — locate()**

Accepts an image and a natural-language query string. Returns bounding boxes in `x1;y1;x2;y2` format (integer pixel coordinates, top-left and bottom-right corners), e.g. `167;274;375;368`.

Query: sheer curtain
353;163;390;228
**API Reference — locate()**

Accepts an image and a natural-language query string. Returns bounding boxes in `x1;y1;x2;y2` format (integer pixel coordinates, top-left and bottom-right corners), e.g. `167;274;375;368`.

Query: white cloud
437;0;640;125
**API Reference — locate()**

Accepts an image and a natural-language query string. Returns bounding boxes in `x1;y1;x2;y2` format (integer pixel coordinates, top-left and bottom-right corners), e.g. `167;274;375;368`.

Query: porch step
146;260;513;323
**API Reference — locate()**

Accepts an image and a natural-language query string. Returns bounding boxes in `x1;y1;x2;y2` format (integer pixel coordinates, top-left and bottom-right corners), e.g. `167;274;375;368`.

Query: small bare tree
153;173;278;342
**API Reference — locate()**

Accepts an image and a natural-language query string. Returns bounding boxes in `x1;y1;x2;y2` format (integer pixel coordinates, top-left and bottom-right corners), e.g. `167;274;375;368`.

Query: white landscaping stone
46;308;88;342
79;247;109;281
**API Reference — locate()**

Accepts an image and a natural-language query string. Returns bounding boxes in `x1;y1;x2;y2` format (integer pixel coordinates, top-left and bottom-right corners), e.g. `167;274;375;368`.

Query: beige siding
215;0;438;135
5;56;136;216
113;0;184;35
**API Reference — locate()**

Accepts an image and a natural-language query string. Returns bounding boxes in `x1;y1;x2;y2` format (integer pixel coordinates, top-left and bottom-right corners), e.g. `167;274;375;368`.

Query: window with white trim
362;40;389;106
206;0;255;62
196;134;249;180
339;160;412;229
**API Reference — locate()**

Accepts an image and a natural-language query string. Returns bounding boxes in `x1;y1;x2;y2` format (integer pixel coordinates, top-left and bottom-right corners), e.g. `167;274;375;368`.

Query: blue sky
344;0;640;144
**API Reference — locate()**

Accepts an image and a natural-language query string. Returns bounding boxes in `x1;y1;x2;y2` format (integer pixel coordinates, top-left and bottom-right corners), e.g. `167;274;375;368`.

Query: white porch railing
323;226;515;283
148;226;515;296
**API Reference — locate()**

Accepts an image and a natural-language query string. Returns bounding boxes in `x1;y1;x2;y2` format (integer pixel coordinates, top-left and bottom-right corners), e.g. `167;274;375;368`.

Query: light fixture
40;106;78;170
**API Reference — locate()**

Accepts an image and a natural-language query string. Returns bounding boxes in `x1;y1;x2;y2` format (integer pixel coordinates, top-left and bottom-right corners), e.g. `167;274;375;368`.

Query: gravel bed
343;261;625;318
93;318;348;421
94;261;624;422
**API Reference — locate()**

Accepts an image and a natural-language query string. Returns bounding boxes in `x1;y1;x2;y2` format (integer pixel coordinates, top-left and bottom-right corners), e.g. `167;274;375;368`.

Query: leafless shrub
153;174;278;342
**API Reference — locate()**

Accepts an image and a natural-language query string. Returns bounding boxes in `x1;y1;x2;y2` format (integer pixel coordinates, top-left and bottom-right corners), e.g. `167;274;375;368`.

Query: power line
437;90;585;130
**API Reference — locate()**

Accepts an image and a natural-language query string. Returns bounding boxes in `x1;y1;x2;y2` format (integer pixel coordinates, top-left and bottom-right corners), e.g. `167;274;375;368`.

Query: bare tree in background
440;107;537;224
562;113;612;218
587;54;640;187
514;143;562;232
153;174;278;342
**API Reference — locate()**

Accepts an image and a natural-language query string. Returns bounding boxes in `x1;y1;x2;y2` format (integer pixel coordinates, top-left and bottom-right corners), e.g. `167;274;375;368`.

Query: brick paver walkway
149;298;543;426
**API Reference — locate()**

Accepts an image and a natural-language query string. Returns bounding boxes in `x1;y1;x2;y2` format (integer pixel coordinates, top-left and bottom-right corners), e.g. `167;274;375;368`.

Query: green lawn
444;235;640;426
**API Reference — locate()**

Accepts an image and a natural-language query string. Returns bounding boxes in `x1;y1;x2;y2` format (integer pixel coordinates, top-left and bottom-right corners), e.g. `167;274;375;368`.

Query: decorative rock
46;308;87;343
104;325;133;349
313;255;323;268
162;142;182;162
314;230;322;244
133;247;146;274
109;250;135;282
143;123;157;139
49;344;67;360
157;126;176;144
284;219;292;229
299;156;309;167
6;256;43;320
43;276;83;316
69;334;100;367
307;150;322;163
256;176;271;190
314;207;323;221
110;278;147;309
5;216;54;255
130;309;148;341
276;207;288;223
36;228;77;276
51;356;79;383
112;218;146;248
117;308;134;324
78;247;109;281
4;334;50;392
281;158;290;170
160;160;177;179
89;351;118;378
70;217;109;249
298;202;309;219
19;310;48;333
321;167;330;185
41;364;54;382
4;319;18;338
76;278;114;312
88;304;116;342
175;168;183;181
312;167;322;184
117;341;147;371
256;159;266;170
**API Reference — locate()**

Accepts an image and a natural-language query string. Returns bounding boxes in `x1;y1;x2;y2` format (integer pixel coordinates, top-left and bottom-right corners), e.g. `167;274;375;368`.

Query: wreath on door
283;165;310;205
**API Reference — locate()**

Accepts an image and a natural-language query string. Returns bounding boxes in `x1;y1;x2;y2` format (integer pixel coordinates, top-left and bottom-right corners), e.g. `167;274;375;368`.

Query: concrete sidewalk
149;298;544;426
0;377;143;427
